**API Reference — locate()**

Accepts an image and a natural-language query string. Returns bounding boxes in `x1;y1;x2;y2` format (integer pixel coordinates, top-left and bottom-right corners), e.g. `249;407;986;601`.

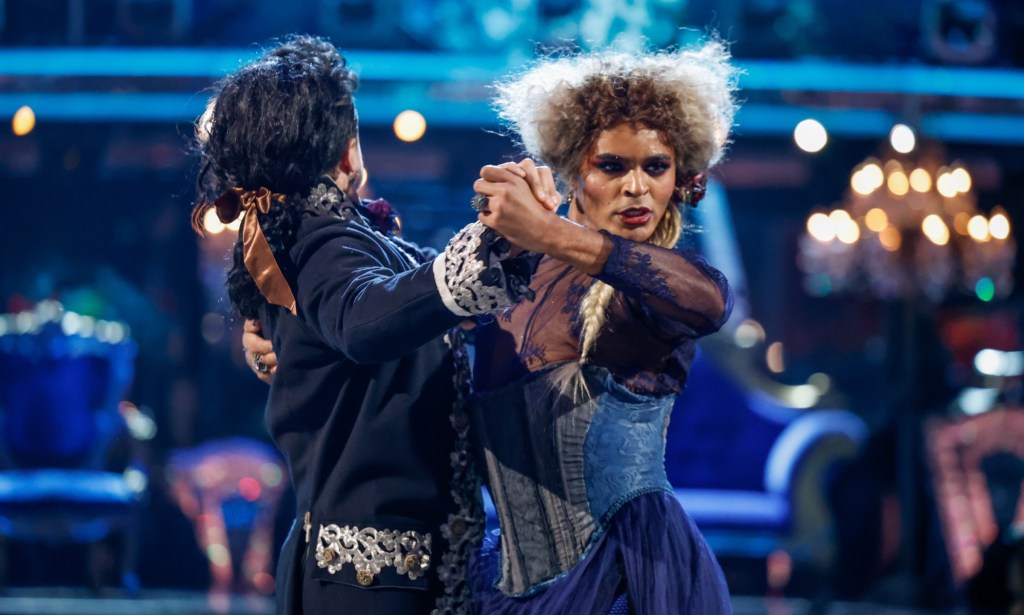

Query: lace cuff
432;222;541;317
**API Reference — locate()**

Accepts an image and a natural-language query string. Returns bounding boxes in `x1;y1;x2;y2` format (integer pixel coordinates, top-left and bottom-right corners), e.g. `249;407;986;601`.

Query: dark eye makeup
592;154;673;176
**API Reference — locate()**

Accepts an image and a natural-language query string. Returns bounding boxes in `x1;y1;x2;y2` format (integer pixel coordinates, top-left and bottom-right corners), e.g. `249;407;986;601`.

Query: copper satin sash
212;187;297;315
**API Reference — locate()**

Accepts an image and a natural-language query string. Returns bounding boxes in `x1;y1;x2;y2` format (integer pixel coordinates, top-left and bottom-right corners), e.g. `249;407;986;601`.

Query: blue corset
470;364;673;596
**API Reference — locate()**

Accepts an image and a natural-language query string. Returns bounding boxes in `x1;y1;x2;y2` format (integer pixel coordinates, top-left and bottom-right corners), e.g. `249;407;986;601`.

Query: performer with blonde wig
468;41;739;614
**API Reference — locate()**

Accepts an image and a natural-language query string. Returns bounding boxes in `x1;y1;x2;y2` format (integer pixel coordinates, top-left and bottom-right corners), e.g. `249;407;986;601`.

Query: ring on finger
253;352;270;375
470;193;490;212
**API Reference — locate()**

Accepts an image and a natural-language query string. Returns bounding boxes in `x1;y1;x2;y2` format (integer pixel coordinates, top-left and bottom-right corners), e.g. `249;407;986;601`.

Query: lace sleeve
595;231;733;339
432;222;542;317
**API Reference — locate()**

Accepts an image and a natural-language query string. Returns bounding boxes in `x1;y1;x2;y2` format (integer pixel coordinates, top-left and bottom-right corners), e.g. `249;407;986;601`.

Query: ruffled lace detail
433;222;541;317
433;328;484;615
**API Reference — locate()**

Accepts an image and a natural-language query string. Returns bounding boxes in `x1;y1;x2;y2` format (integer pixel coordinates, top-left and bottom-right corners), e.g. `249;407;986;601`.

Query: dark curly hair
192;35;359;318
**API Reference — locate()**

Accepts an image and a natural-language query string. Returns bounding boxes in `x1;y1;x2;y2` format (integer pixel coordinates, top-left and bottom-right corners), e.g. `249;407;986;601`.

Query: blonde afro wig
493;40;739;189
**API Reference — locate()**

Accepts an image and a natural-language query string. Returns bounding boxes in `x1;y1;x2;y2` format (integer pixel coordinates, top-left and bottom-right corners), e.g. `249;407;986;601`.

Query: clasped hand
473;159;563;254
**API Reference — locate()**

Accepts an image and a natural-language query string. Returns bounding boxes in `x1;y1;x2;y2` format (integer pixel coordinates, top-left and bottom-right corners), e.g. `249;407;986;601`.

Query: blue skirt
469;491;732;615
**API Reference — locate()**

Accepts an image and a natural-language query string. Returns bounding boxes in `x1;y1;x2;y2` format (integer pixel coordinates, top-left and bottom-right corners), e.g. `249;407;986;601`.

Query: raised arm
472;164;731;338
595;233;732;338
294;216;536;363
293;220;460;363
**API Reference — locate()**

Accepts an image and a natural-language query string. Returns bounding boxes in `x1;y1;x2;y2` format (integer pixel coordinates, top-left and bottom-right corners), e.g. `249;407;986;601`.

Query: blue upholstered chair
0;301;147;593
667;341;868;580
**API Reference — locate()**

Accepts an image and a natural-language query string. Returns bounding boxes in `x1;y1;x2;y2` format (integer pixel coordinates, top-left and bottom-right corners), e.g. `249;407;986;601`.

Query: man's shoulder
294;208;381;250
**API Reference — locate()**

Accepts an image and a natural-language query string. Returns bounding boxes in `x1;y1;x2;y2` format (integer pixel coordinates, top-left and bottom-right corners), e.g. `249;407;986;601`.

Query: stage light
967;215;989;242
878;226;902;251
909;168;932;193
794;119;827;153
253;572;275;595
975;277;995;302
260;463;283;488
972;347;1022;375
806;213;835;242
394;110;426;142
890;124;916;153
12;105;35;136
124;467;148;494
951;166;972;193
202;208;225;235
733;319;766;348
207;544;230;568
957;387;998;415
801;144;1013;302
61;312;82;336
953;211;971;235
808;372;832;395
922;214;950;246
887;170;910;196
865;208;888;232
936;171;958;198
238;477;262;502
766;341;785;373
852;162;884;195
989;210;1010;240
830;210;859;244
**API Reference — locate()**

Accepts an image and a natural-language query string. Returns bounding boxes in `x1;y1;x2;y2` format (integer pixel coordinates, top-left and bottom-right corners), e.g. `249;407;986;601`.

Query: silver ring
470;193;489;212
253;352;270;375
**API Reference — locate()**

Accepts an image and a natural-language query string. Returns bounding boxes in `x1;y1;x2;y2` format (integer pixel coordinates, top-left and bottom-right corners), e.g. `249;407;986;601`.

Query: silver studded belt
314;523;432;587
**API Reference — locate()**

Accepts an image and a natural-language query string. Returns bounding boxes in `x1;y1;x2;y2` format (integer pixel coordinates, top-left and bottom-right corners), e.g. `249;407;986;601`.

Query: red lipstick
618;207;652;225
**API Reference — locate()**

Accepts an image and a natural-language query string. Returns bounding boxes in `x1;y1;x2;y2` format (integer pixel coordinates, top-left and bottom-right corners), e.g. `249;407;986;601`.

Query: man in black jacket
193;35;557;614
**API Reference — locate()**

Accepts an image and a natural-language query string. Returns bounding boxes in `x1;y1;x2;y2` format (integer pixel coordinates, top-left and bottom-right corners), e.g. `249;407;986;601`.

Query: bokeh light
909;168;932;193
394;110;427;142
793;119;827;153
975;277;995;302
889;124;916;153
989;211;1011;240
807;212;835;242
12;106;35;136
921;214;949;246
887;170;909;196
865;208;888;232
766;342;785;373
878;226;902;251
967;215;990;242
238;476;262;502
203;209;225;235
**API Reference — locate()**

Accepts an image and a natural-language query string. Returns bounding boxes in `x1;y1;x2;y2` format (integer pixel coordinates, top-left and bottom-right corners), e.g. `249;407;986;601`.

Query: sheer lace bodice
473;233;732;395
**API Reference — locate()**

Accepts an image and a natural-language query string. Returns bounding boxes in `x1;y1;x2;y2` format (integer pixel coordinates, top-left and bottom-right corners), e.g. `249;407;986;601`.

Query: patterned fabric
433;222;542;317
304;179;417;267
268;178;524;614
469;230;734;613
473;237;732;397
471;366;674;596
433;329;485;615
314;524;432;582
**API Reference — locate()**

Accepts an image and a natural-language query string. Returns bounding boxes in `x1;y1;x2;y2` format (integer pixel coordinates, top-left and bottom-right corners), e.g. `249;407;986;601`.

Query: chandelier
798;139;1015;303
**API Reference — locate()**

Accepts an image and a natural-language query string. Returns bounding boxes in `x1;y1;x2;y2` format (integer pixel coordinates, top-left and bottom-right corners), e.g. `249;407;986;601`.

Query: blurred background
1;0;1023;613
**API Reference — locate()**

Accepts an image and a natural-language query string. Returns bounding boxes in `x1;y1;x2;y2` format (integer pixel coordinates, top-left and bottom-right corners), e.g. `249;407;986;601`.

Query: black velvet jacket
257;188;466;613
